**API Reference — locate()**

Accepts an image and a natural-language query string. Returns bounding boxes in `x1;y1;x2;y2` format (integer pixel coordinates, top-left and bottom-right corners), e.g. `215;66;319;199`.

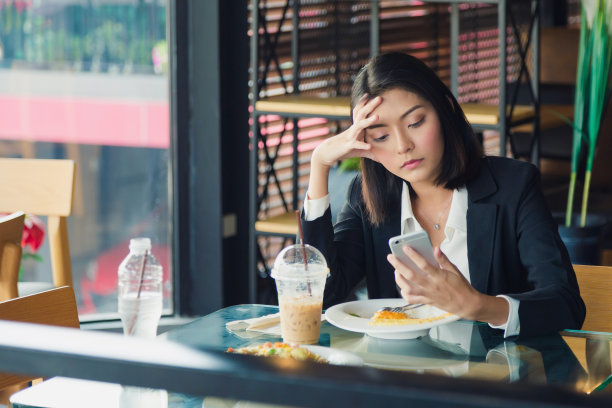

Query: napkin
225;313;326;339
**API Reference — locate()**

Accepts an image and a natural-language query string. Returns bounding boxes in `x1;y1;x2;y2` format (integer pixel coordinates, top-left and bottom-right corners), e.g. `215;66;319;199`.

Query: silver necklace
415;194;453;231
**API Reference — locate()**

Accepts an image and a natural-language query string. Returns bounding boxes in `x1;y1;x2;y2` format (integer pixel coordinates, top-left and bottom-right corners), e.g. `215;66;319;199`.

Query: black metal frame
506;0;541;164
447;0;540;164
249;2;297;303
172;0;250;314
169;0;189;315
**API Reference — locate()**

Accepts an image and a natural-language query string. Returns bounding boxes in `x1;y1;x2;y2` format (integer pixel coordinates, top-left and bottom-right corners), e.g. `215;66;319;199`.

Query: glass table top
164;304;612;395
10;304;612;408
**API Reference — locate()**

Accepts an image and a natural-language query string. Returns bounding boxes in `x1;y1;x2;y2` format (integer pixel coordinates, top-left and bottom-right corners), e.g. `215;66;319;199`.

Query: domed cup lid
271;244;329;280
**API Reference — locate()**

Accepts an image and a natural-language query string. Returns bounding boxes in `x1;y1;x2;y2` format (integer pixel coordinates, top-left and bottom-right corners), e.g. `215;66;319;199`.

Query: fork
377;303;424;314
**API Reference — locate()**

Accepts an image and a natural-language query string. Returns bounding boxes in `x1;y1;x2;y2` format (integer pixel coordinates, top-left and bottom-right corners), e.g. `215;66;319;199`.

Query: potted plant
561;0;611;264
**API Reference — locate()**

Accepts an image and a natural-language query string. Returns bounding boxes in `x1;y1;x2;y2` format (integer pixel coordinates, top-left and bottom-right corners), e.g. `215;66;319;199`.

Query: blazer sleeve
302;175;367;308
508;166;586;336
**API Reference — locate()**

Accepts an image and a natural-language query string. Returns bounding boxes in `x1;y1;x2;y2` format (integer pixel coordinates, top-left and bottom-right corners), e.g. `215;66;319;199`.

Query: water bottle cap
129;238;151;254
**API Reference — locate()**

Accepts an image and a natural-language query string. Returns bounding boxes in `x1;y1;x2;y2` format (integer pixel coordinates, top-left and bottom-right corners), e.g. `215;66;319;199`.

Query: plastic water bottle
118;238;163;338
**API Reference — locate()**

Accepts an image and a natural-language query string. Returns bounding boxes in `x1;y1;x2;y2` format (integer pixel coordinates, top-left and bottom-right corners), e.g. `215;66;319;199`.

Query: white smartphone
388;230;437;275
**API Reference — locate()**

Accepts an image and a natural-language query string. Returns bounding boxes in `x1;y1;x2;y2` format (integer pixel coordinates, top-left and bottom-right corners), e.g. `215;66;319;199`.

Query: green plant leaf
579;0;612;224
567;5;593;226
567;0;612;226
338;157;361;172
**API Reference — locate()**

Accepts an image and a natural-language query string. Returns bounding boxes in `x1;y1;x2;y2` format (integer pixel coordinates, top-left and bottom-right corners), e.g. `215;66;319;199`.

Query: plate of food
226;342;363;366
325;299;460;339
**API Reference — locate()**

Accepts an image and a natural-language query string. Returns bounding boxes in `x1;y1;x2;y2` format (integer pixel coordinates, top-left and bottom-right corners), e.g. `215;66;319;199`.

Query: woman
302;52;585;337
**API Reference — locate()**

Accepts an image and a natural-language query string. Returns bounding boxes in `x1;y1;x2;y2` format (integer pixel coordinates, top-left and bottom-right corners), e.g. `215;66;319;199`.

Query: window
0;0;171;320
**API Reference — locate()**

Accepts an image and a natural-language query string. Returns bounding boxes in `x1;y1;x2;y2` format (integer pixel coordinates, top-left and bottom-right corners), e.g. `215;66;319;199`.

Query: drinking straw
295;210;308;271
136;250;148;298
295;210;312;295
127;249;148;335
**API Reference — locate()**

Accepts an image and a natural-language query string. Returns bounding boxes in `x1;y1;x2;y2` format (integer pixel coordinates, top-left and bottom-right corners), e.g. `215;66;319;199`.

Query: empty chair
0;212;25;301
0;159;76;297
0;286;80;405
573;264;612;333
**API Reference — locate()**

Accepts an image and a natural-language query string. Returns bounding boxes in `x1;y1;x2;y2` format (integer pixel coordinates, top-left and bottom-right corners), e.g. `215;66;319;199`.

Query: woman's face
364;88;444;187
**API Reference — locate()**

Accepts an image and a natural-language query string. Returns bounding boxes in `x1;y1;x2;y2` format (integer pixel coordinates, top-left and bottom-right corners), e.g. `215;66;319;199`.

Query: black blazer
303;156;585;337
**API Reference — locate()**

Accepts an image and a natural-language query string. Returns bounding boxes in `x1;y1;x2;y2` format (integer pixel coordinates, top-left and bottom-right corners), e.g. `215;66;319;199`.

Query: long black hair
351;52;483;225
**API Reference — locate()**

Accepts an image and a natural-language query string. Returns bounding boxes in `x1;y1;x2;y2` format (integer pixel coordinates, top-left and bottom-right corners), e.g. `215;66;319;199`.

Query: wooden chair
0;286;80;405
0;212;25;302
573;264;612;333
0;159;76;297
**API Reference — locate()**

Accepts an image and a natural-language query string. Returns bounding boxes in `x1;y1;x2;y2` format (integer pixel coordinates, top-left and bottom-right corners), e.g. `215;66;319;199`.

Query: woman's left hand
387;246;483;320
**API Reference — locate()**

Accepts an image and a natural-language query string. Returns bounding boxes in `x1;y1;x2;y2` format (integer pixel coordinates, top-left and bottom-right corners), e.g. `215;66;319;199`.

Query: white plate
303;345;364;366
325;299;460;339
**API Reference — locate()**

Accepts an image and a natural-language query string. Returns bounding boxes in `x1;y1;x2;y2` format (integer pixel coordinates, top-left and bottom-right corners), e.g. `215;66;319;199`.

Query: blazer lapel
467;203;497;293
466;159;498;294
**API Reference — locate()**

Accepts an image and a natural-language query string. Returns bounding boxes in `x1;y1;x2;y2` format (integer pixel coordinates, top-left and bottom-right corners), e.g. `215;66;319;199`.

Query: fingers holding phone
388;231;481;318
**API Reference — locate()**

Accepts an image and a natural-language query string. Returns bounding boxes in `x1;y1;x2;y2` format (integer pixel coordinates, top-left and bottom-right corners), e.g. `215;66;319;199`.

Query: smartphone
388;230;437;275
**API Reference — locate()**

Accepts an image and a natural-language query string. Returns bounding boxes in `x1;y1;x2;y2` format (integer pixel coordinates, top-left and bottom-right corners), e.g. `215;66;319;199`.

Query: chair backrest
0;286;80;390
573;264;612;332
0;212;25;301
0;159;76;288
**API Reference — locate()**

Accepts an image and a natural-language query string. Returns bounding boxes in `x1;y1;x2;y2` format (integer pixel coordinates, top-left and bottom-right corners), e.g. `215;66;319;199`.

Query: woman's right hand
311;94;382;168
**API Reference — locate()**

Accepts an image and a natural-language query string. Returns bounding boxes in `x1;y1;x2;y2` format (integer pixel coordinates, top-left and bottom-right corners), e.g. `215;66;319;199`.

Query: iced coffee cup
271;244;329;345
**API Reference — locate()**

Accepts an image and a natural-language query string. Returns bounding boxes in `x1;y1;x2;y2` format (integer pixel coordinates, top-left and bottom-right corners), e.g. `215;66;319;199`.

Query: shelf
513;104;574;133
255;95;351;118
255;211;298;236
256;95;535;127
461;103;534;126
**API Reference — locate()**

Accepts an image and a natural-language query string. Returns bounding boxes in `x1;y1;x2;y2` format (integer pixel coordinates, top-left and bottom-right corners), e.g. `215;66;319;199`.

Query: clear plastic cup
271;244;329;344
